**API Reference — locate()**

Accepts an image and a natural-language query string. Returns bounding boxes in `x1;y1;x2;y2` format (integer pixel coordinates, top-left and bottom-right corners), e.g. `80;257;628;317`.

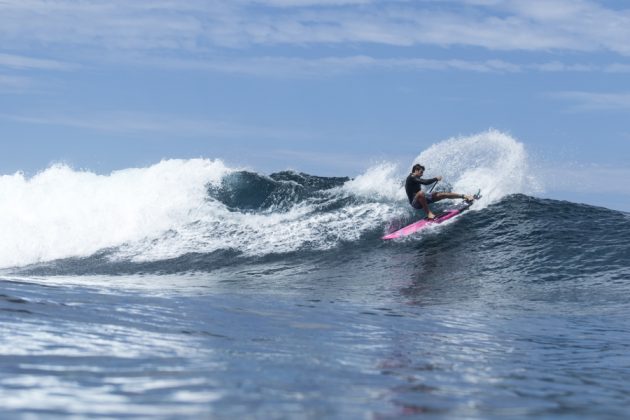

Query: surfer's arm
419;177;439;185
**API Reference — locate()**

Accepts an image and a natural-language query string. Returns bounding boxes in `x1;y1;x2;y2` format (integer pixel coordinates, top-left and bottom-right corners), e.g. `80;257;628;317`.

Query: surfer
405;164;473;220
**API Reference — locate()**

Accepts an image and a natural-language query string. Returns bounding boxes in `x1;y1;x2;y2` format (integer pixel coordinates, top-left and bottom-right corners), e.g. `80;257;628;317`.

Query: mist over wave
1;130;542;270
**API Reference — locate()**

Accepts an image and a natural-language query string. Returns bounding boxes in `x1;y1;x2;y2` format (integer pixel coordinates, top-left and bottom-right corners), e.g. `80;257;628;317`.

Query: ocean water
1;131;629;418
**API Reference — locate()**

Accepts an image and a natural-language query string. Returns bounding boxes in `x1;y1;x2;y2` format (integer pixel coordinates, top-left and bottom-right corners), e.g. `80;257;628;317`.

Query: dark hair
412;164;425;173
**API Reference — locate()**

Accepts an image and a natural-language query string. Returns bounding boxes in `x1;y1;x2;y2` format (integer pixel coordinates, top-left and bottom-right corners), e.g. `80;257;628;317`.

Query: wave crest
1;130;544;269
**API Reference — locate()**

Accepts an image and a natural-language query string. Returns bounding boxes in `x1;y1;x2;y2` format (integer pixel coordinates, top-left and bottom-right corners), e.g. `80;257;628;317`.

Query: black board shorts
411;193;435;209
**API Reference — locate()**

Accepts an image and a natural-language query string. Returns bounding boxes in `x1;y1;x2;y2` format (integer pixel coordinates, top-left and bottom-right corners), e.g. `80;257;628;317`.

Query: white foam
343;162;405;201
413;129;543;208
114;196;396;262
0;159;231;269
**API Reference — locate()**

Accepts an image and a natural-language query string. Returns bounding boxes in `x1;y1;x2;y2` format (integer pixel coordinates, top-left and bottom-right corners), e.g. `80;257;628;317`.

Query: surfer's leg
414;192;436;219
434;192;474;202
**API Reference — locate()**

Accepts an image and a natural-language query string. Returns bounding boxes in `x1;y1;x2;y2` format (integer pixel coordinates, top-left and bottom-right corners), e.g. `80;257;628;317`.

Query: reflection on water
2;224;630;418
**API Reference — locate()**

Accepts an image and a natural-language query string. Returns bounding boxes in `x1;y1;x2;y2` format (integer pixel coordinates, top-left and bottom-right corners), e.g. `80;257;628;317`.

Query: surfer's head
412;164;425;175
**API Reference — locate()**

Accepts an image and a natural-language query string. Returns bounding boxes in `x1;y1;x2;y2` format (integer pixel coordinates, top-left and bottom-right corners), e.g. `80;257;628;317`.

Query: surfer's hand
437;176;443;181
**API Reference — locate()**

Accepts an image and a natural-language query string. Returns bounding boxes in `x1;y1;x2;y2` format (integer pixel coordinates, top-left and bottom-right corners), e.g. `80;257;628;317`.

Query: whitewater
1;130;629;418
1;130;538;269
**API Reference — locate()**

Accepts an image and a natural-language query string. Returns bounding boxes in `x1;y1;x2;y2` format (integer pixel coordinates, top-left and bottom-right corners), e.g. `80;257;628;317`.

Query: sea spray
0;159;231;268
343;162;405;201
414;129;543;206
345;130;542;208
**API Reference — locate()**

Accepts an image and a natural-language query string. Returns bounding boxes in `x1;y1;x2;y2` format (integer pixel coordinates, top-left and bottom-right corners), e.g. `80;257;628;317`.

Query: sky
1;0;629;210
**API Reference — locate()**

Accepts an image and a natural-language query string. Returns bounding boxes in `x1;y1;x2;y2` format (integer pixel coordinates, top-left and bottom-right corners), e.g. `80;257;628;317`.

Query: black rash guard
405;174;438;203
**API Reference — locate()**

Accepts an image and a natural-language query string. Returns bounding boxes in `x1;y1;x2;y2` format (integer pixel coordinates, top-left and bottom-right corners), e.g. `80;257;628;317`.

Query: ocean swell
1;131;541;270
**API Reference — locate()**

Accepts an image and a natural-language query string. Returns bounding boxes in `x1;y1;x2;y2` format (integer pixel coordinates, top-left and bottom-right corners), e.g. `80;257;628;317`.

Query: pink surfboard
382;192;480;240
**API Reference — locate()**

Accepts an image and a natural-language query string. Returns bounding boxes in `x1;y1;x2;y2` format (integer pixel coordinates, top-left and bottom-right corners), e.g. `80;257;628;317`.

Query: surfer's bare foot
427;212;436;220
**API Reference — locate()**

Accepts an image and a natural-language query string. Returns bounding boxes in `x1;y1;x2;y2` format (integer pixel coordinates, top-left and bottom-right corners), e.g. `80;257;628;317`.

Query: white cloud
248;0;375;6
0;111;314;141
0;53;74;94
1;0;630;82
129;54;630;78
1;0;630;55
550;91;630;111
0;0;212;51
0;53;75;70
140;55;525;76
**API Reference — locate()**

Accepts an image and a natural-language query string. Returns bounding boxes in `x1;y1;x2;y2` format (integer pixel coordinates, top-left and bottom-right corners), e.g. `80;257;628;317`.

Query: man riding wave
405;164;473;220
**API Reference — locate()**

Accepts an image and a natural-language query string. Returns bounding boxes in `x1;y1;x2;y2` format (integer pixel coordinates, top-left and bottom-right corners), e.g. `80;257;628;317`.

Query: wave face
1;130;627;282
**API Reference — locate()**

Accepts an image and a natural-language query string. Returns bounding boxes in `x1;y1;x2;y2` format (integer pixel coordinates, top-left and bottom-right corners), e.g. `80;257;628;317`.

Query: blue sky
1;0;629;210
